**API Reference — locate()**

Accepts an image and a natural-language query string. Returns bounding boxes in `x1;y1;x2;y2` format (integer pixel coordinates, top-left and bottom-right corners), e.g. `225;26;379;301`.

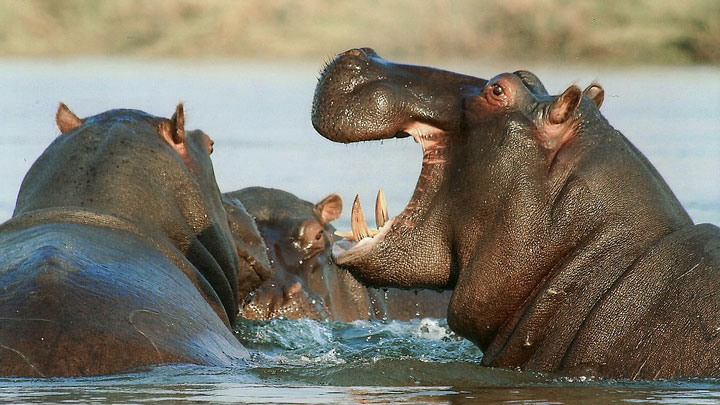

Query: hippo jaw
313;48;486;289
331;120;449;257
329;141;455;290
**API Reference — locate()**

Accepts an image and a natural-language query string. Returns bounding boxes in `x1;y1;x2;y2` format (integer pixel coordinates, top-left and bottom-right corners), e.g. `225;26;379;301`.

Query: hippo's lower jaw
332;218;396;265
330;123;454;287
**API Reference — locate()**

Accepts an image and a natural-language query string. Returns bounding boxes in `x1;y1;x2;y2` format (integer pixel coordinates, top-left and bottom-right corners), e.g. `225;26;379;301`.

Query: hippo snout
312;48;487;144
320;48;386;94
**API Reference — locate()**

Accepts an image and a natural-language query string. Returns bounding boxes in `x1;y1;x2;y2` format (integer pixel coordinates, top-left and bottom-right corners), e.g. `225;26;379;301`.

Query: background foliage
1;0;718;64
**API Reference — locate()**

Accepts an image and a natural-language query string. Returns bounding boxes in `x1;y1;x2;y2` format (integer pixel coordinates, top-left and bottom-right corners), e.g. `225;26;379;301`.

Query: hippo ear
169;103;186;144
158;103;188;158
56;102;84;133
538;85;582;151
548;85;582;125
314;194;342;225
583;83;604;109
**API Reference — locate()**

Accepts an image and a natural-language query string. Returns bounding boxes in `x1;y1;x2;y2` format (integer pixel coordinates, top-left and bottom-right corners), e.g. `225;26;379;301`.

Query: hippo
311;48;720;379
225;187;451;322
0;103;252;377
223;190;330;321
221;192;273;304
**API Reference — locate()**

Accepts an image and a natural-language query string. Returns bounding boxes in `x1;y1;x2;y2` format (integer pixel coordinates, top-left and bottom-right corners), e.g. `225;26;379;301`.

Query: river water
0;59;719;403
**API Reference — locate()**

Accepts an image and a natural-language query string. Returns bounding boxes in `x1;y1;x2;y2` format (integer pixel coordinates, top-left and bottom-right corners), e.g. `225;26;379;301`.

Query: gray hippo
311;48;720;379
224;187;451;322
0;104;254;377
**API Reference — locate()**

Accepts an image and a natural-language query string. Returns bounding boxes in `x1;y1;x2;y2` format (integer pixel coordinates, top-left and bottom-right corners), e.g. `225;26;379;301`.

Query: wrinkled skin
312;48;720;379
0;104;249;377
221;193;273;303
227;187;450;322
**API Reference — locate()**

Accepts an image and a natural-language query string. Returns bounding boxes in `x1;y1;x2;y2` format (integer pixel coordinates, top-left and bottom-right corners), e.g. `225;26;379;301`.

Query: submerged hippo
311;48;720;379
0;104;251;377
225;187;450;322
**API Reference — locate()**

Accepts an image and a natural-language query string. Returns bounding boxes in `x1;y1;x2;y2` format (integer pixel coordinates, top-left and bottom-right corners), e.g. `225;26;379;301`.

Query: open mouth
332;122;449;264
311;48;484;271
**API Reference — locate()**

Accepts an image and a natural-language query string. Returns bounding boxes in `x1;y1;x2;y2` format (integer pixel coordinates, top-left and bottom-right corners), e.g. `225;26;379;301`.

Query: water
5;319;720;403
0;59;719;403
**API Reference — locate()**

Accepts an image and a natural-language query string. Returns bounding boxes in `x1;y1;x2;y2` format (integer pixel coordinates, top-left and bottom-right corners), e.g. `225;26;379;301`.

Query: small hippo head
229;188;383;321
17;103;242;326
225;188;344;320
228;187;341;276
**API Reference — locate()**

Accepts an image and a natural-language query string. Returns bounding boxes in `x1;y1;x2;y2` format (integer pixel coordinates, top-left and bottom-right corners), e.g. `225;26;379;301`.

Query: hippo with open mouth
311;48;720;379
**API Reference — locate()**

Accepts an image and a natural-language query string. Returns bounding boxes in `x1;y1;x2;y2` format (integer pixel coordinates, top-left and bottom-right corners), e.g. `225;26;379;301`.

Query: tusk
351;194;371;241
375;188;388;228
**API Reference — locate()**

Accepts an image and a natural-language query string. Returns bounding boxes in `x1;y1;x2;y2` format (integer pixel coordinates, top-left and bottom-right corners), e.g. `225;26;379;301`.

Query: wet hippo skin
221;192;273;304
225;187;450;322
0;104;249;377
311;48;720;379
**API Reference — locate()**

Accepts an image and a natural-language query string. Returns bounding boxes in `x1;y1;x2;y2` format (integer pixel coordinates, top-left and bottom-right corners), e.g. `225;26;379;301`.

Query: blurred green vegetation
0;0;718;64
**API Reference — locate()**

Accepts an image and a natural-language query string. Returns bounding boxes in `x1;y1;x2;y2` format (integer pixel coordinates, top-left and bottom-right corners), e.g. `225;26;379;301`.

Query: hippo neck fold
450;124;694;372
482;219;699;374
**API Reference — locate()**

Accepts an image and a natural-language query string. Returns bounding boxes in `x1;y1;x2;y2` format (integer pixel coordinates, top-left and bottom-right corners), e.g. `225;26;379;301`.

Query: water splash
5;318;720;403
234;317;485;386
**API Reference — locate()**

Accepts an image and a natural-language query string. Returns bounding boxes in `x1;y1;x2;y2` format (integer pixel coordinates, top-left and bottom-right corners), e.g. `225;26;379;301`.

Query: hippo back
13;108;240;322
0;222;248;377
0;105;247;376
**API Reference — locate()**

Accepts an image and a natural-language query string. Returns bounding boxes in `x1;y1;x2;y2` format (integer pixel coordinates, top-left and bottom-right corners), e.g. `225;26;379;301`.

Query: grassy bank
0;0;718;64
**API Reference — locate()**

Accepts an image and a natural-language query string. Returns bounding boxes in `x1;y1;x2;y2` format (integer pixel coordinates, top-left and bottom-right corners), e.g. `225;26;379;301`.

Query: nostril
344;49;364;57
342;48;377;60
359;47;377;57
337;49;369;71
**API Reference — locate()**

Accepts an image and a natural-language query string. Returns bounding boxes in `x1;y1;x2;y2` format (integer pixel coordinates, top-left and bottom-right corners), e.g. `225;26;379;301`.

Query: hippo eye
492;84;504;97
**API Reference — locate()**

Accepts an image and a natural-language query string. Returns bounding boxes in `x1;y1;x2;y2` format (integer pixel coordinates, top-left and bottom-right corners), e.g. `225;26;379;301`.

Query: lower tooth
351;194;370;241
375;188;388;228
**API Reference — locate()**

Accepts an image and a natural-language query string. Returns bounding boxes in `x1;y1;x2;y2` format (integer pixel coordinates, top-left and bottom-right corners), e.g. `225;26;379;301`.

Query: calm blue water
0;59;719;403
